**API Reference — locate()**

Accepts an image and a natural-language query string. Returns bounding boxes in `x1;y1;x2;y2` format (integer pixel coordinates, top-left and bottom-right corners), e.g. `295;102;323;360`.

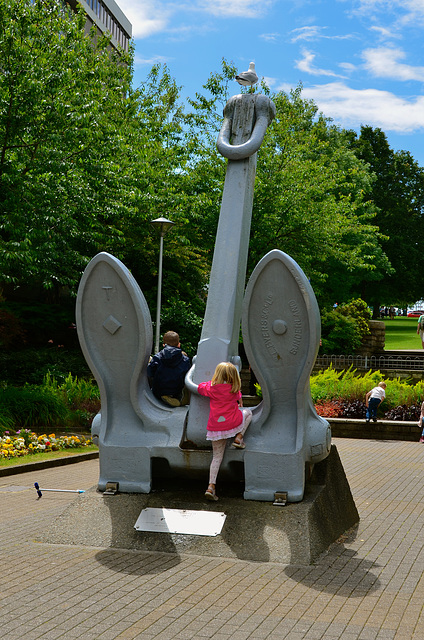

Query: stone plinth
38;446;358;566
357;320;385;355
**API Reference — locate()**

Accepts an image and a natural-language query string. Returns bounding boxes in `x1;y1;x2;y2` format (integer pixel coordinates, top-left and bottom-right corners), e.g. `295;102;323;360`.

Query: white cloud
295;82;424;132
291;25;354;43
352;0;390;14
339;62;357;73
198;0;273;18
402;0;424;23
291;26;324;42
353;0;424;26
295;49;347;78
117;0;274;39
259;33;281;43
133;54;170;67
363;46;424;81
117;0;170;38
262;75;277;88
369;25;400;40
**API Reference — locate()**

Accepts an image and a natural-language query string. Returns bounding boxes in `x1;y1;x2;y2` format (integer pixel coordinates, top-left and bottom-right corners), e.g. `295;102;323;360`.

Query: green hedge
0;374;99;435
0;348;91;385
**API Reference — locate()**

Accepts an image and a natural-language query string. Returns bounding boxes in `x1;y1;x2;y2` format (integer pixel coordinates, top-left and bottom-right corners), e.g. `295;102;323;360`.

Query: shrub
42;373;99;407
320;308;362;354
0;407;15;433
255;366;424;421
384;404;422;421
0;374;100;434
0;300;77;348
0;385;69;430
320;298;371;354
341;399;367;419
42;373;100;430
0;347;91;385
337;298;371;337
0;309;26;348
310;366;382;402
314;400;343;417
310;367;424;418
159;300;203;358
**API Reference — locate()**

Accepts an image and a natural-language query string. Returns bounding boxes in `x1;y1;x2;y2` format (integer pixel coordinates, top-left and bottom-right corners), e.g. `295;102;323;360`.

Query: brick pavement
1;438;424;639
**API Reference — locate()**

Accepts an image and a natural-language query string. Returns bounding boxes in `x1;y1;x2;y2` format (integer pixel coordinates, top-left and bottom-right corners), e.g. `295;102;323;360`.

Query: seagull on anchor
235;62;258;90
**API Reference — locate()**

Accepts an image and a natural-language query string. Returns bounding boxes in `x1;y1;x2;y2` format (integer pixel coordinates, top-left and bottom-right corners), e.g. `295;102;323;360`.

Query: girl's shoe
420;437;424;443
205;486;218;501
232;438;245;449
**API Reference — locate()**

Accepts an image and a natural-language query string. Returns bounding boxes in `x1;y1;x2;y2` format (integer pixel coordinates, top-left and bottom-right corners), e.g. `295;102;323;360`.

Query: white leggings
209;409;252;485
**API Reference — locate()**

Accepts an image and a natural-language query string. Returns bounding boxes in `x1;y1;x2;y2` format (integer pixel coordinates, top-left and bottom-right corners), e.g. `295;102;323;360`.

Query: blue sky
119;0;424;167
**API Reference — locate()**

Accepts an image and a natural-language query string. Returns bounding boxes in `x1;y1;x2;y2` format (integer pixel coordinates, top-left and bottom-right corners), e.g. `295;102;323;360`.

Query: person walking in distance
417;314;424;349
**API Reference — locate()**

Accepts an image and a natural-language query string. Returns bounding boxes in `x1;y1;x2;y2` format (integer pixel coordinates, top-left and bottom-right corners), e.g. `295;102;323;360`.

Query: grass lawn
0;444;98;468
383;317;423;350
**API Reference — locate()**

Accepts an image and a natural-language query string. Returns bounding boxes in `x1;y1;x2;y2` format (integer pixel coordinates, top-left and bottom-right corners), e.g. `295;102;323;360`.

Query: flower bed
314;399;422;421
0;429;93;460
254;366;424;421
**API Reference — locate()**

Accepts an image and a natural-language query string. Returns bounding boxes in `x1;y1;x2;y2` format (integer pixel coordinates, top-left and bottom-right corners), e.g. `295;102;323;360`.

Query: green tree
0;1;210;351
348;126;424;314
187;63;391;307
114;63;211;321
0;0;138;292
251;88;390;303
320;308;363;354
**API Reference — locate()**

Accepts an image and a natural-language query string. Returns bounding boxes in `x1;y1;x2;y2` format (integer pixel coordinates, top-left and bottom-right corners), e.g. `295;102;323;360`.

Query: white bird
235;61;258;88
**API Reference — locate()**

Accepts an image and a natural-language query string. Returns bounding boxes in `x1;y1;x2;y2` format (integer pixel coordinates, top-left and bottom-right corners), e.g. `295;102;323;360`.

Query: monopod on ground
34;482;85;499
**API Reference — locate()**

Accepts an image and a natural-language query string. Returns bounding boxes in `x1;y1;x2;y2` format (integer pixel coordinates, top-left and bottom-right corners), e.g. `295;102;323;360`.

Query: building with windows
68;0;132;52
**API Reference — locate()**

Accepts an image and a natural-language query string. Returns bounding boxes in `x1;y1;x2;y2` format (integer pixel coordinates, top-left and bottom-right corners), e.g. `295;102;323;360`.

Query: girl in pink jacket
197;362;252;501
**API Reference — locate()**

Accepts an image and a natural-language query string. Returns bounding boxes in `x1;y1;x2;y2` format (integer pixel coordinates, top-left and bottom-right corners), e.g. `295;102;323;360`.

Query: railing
315;354;424;371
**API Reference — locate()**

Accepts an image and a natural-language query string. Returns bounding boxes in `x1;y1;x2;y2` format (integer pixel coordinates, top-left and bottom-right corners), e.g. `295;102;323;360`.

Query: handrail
315;353;424;371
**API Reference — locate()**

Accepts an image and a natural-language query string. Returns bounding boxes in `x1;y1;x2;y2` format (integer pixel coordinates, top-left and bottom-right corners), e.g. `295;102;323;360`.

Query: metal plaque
134;507;226;537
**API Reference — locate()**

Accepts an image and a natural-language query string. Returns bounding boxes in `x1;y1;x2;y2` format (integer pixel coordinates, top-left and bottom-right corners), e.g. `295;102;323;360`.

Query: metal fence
315;354;424;371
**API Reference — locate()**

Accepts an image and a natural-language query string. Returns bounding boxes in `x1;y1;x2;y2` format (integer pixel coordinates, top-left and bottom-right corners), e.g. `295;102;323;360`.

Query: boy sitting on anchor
147;331;191;407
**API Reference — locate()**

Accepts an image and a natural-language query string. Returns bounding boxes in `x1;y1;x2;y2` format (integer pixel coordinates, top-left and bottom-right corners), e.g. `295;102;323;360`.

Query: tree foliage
1;15;423;356
251;88;390;303
347;126;424;311
320;308;364;355
0;0;138;290
0;0;210;350
188;64;391;304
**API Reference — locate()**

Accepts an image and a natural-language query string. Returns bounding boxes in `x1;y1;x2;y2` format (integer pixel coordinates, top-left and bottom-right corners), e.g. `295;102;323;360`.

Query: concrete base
39;445;358;565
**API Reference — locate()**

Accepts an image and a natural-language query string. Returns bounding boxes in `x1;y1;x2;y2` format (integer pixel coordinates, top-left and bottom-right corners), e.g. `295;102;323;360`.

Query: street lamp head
150;217;175;237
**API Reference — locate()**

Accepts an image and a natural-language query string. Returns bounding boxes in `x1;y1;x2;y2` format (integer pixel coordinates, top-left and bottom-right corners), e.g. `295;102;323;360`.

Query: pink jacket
198;381;243;432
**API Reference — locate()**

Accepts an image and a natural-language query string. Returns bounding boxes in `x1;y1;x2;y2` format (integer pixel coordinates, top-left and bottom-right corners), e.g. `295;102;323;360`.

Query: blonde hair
378;382;386;388
211;362;241;394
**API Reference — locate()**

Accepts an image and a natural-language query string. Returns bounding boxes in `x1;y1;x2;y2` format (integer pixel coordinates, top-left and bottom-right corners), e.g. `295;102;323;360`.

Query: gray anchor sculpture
76;86;331;503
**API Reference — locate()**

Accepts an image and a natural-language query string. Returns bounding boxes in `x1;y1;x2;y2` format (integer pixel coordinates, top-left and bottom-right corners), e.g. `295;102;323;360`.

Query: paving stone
2;439;424;639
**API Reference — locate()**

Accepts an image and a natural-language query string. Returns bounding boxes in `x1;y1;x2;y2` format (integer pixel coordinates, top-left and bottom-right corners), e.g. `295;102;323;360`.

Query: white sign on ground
134;507;226;537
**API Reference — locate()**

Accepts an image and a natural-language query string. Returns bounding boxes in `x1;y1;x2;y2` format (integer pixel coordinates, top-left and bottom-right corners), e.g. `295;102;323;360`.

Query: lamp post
150;217;175;354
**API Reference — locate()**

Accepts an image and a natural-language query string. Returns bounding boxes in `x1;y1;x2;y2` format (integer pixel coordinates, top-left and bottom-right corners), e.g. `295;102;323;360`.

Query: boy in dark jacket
147;331;191;407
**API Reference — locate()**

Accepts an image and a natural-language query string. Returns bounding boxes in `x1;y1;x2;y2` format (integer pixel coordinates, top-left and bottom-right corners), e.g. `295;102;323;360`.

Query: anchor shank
186;95;263;443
